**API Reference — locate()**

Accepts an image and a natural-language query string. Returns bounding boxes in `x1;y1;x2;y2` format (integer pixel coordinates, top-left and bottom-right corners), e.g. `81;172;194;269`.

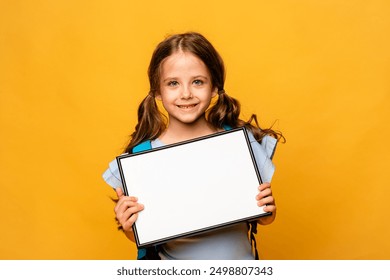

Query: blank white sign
117;128;269;248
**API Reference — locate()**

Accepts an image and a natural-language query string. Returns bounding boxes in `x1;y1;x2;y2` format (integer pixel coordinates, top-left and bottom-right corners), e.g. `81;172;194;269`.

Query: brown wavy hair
124;32;284;153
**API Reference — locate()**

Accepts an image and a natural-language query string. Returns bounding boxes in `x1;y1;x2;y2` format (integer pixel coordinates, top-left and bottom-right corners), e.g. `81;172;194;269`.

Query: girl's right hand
114;188;144;233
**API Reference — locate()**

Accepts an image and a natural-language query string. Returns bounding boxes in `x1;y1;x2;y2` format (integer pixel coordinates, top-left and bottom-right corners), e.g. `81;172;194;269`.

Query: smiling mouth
177;104;197;109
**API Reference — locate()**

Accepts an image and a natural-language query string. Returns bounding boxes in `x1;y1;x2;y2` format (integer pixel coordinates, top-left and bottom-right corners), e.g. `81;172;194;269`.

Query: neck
159;118;221;144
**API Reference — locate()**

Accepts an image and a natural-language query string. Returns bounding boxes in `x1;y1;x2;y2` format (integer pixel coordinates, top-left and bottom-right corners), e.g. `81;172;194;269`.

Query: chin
175;116;205;125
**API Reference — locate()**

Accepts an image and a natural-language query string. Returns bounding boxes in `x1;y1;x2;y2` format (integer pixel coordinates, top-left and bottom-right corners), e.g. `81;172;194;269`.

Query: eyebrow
162;75;209;82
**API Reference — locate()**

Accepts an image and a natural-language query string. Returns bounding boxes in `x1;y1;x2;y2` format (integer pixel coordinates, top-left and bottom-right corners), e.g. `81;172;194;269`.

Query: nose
180;85;193;99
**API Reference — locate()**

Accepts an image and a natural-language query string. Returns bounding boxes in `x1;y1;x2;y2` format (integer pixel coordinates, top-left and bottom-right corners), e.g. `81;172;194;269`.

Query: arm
256;182;276;225
114;187;144;242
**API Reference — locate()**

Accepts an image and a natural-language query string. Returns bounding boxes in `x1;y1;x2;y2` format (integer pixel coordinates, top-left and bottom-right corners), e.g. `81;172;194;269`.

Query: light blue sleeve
247;130;278;183
102;158;123;189
102;141;161;190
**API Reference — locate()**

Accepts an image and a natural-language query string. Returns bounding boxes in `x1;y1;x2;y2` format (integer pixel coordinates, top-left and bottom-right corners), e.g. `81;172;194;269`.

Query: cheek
201;88;216;101
159;94;175;108
157;88;173;101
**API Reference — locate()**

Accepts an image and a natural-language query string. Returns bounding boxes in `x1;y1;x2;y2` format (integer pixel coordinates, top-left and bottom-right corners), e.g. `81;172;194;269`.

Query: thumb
115;187;124;198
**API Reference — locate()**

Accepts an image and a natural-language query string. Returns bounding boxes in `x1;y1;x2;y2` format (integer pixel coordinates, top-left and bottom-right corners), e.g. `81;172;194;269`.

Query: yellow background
1;0;389;259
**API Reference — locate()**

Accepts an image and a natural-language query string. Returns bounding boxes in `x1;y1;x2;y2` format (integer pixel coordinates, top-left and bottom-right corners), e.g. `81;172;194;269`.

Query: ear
211;87;218;98
155;91;162;101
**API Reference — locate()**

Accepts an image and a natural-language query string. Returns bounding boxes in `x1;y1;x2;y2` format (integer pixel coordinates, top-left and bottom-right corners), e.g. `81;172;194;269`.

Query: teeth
178;105;196;109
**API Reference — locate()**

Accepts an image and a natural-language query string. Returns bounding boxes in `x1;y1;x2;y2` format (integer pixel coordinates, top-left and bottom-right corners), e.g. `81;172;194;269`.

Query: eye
167;81;179;87
193;79;204;86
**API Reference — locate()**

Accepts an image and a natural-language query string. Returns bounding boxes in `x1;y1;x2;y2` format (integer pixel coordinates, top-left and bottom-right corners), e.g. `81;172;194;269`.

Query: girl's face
156;51;217;127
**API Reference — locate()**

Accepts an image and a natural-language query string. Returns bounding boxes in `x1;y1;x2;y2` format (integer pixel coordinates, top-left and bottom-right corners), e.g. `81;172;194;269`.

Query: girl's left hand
256;182;276;225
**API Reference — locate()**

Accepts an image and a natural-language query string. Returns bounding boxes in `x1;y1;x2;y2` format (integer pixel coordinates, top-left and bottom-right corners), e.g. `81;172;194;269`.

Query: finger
116;201;144;220
114;196;140;214
117;204;144;230
262;204;276;213
122;213;139;231
257;196;275;207
256;188;272;200
258;182;271;191
123;202;144;218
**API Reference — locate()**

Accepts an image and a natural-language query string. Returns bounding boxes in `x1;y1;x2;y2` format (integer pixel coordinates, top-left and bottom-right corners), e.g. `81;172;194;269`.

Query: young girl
103;32;283;260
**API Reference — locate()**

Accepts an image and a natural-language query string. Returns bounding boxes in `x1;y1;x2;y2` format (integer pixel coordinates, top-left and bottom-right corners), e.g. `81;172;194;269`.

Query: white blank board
117;128;269;248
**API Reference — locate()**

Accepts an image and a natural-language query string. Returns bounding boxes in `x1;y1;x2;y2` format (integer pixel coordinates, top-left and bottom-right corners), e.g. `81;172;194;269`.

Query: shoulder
132;140;152;153
246;129;277;160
